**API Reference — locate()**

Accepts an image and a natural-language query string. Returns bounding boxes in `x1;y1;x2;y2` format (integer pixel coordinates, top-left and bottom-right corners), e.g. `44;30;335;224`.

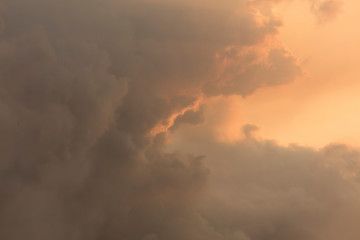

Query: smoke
0;0;350;239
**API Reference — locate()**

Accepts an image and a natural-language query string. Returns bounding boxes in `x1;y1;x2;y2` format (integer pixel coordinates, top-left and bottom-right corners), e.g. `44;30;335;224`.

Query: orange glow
212;0;360;147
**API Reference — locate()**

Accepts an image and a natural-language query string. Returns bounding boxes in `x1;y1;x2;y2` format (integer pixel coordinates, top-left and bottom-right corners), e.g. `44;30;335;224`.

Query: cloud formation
169;111;360;240
0;0;350;239
310;0;343;22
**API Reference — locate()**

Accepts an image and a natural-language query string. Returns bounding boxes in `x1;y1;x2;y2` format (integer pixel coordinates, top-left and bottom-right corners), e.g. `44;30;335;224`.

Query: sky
1;0;360;239
167;0;360;148
215;0;360;148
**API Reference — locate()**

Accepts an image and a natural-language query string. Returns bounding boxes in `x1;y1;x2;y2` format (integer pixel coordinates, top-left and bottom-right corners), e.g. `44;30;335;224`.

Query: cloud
0;0;346;239
310;0;343;22
169;120;360;240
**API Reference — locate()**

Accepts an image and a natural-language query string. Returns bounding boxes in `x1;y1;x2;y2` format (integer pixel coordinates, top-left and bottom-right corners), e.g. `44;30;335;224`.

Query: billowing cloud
169;117;360;240
0;0;349;239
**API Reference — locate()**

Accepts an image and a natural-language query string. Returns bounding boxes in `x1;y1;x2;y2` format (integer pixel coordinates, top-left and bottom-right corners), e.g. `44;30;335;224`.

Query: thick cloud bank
0;0;352;239
169;119;360;240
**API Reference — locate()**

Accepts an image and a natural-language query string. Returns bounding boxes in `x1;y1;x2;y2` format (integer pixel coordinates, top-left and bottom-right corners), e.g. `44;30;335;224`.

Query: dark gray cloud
0;0;346;239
